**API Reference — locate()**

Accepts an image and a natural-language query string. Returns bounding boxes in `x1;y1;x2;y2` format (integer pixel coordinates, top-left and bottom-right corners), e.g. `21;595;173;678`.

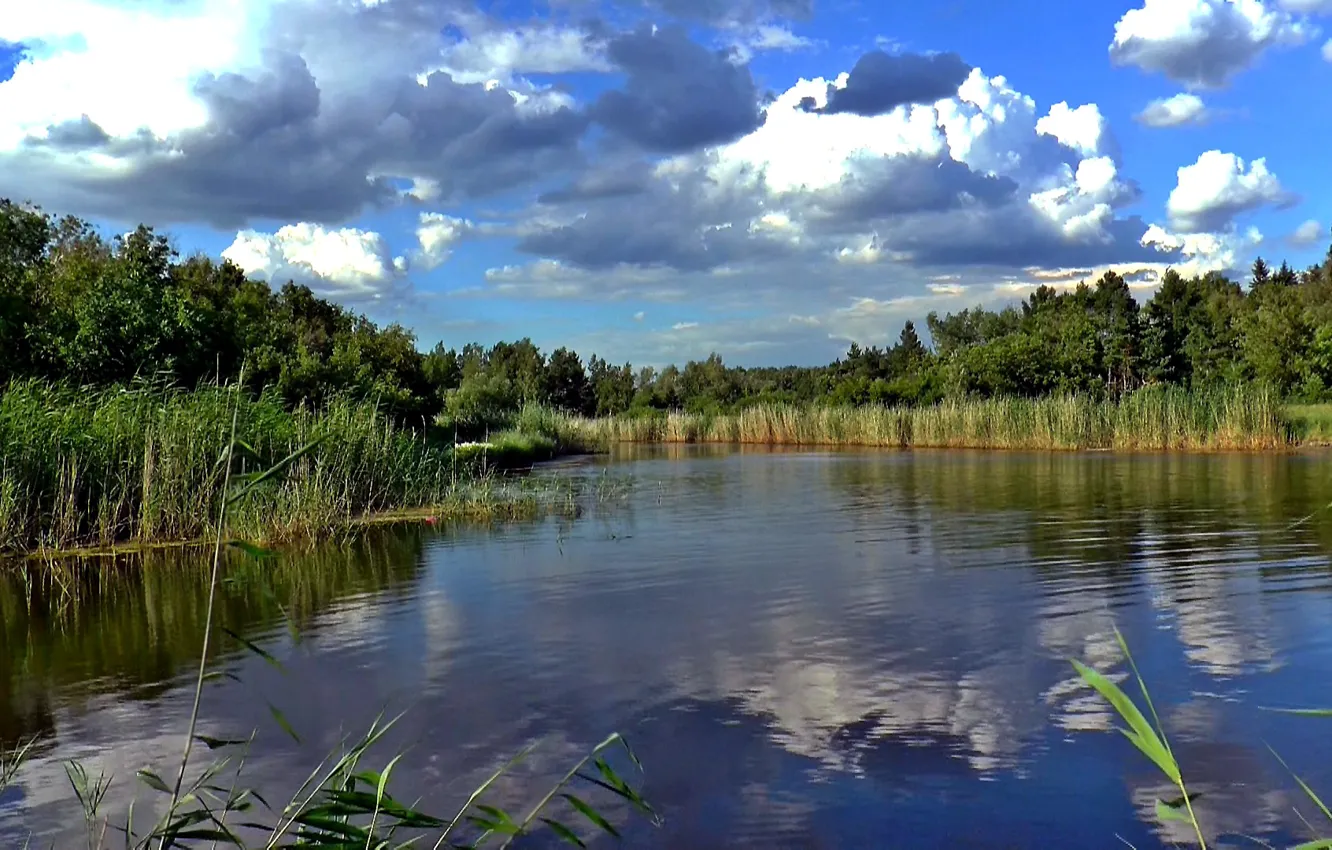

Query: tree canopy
5;199;1332;434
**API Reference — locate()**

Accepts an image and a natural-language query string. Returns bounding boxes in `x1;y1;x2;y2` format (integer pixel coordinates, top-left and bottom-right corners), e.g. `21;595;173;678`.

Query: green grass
0;382;595;556
563;385;1292;452
1283;403;1332;445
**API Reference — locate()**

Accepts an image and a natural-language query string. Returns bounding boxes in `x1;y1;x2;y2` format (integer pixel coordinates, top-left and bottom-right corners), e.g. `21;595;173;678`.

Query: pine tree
1274;261;1298;287
897;320;926;362
1251;256;1270;287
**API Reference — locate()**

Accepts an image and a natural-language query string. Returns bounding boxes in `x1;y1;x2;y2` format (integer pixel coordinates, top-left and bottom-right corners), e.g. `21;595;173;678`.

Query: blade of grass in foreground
1072;627;1207;849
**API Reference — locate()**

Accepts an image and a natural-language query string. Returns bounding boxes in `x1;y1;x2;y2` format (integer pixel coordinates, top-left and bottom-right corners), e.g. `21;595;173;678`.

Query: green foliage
0;200;437;422
8;199;1332;450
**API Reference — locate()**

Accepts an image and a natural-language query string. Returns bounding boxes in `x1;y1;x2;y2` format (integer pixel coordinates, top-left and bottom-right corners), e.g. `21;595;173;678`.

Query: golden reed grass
564;386;1290;452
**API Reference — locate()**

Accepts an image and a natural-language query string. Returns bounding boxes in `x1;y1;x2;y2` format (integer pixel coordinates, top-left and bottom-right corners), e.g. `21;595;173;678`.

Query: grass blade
1071;660;1180;784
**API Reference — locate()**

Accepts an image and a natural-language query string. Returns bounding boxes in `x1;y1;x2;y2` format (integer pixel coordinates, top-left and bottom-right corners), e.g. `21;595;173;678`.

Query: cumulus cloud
1035;102;1114;157
1290;219;1325;246
1165;149;1291;232
521;64;1167;280
221;212;470;299
799;51;972;117
1141;223;1265;275
1109;0;1310;88
222;223;409;301
1324;36;1332;58
588;25;765;152
0;0;589;227
3;0;1297;360
1135;92;1211;126
414;213;474;271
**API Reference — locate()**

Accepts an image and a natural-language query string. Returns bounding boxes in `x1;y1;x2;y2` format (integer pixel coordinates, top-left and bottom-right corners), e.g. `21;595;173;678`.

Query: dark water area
6;446;1332;848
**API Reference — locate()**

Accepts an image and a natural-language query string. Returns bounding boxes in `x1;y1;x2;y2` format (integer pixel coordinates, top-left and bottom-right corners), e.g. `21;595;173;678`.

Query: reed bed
0;381;545;554
567;385;1291;452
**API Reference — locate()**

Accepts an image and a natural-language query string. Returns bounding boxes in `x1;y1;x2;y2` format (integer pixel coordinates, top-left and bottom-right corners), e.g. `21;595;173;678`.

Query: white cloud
1109;0;1310;88
835;235;888;265
928;282;968;295
1324;36;1332;58
1135;92;1210;126
1027;155;1138;243
439;25;608;85
1035;102;1110;157
481;259;688;301
725;24;817;63
1141;223;1264;275
706;76;946;195
222;223;408;301
0;0;591;227
1291;218;1325;245
403;178;443;203
671;321;700;330
747;24;815;51
698;67;1137;258
633;311;646;321
1165;150;1289;232
414;212;473;271
0;0;263;148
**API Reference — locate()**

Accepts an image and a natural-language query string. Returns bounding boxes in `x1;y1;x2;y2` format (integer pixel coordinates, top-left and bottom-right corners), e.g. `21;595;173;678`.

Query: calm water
6;446;1332;848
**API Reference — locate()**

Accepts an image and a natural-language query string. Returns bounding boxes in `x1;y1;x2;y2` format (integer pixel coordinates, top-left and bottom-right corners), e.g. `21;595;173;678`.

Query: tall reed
0;381;528;554
566;385;1290;452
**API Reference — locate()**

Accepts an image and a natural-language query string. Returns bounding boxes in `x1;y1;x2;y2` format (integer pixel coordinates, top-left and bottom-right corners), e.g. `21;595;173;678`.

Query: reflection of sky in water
7;449;1332;847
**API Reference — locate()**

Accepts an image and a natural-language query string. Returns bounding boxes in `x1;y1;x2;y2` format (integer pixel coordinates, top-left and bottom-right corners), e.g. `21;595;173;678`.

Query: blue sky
2;0;1330;366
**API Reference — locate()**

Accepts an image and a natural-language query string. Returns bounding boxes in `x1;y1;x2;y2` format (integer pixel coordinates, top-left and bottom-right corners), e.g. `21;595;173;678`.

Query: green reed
0;381;585;555
562;385;1291;451
1075;628;1332;849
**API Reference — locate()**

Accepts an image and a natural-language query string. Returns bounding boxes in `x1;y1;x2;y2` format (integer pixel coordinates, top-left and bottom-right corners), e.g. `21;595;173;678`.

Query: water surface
6;446;1332;848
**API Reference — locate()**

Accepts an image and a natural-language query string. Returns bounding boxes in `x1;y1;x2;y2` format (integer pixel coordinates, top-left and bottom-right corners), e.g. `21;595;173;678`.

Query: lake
6;445;1332;848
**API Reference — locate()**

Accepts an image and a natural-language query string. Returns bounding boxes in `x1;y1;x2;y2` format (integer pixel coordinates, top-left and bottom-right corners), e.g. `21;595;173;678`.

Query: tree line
4;199;1332;432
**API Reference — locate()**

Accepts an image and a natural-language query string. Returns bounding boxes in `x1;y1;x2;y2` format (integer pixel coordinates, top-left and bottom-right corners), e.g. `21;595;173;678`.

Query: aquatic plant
561;385;1290;451
0;381;592;555
1074;628;1332;849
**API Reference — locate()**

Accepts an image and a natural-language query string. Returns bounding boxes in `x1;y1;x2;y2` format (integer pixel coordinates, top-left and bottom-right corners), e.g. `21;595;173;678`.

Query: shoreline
2;466;587;563
12;436;1331;562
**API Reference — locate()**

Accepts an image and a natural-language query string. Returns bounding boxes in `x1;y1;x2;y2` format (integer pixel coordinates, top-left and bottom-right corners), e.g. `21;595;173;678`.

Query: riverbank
0;382;595;556
564;386;1294;451
2;381;1319;557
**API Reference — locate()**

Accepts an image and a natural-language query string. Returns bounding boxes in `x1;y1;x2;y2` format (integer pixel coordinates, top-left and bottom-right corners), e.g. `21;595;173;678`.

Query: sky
1;0;1330;367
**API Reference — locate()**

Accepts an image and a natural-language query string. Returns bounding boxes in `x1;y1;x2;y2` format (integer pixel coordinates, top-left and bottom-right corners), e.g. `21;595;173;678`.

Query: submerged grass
0;382;590;555
566;385;1291;452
